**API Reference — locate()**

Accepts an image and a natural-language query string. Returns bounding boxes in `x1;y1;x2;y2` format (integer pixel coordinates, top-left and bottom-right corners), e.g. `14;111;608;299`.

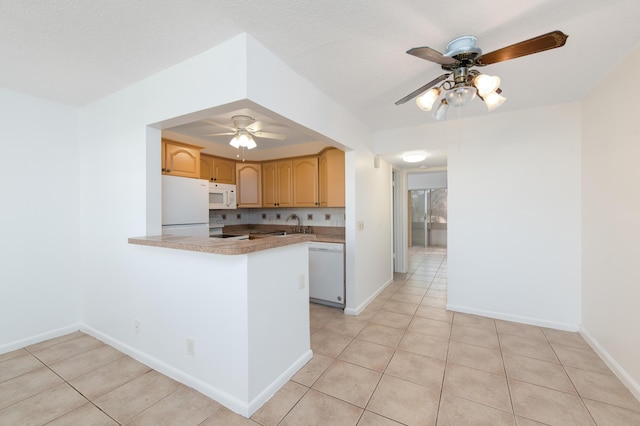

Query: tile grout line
546;334;600;425
24;345;123;425
495;321;519;425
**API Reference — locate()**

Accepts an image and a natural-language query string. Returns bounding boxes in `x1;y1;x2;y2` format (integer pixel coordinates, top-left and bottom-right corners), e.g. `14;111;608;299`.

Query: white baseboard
0;323;83;354
82;325;311;417
580;326;640;401
344;276;394;316
247;349;313;415
446;304;580;332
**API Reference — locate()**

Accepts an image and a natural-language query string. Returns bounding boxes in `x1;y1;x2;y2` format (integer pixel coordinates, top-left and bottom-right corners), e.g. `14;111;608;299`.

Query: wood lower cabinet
319;148;345;207
262;160;293;207
293;157;319;207
162;139;202;178
200;154;236;184
236;162;262;207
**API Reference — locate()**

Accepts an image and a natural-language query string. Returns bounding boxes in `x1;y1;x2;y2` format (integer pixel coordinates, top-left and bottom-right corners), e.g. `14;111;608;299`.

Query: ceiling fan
395;30;568;120
204;115;286;150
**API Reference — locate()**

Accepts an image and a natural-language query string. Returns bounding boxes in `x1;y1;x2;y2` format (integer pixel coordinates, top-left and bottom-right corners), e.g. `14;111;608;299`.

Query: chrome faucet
287;214;302;233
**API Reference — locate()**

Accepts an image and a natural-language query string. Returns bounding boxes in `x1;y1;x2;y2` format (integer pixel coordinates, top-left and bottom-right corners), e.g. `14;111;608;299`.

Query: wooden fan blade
202;119;235;131
407;47;458;66
204;132;236;136
253;131;287;140
395;73;450;105
478;30;568;65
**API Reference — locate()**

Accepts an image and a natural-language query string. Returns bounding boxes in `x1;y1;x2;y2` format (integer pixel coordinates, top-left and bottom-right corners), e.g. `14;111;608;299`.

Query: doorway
410;188;448;247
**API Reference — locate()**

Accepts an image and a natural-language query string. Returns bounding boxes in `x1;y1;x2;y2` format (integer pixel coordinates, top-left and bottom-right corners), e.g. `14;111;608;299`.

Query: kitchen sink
248;230;288;239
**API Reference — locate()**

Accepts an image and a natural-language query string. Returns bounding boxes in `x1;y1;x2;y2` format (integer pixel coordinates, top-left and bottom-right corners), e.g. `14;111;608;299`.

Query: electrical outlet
236;213;241;219
358;221;365;230
262;213;267;219
307;214;313;220
325;214;331;220
298;274;305;289
187;338;195;357
134;319;141;335
276;214;281;219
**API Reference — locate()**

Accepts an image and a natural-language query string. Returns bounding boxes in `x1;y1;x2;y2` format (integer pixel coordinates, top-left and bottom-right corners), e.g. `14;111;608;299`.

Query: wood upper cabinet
262;160;293;207
162;139;203;178
293;157;319;207
200;154;236;184
319;148;345;207
200;155;214;181
236;162;262;208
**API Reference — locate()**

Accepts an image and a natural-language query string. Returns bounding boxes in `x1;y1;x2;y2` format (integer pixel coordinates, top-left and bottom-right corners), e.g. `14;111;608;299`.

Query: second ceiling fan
205;115;286;150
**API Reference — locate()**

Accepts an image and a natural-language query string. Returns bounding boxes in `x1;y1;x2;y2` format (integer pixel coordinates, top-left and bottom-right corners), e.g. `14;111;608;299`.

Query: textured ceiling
3;0;640;167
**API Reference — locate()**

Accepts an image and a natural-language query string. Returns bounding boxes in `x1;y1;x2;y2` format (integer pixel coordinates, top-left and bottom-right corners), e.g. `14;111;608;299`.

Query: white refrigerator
162;175;209;237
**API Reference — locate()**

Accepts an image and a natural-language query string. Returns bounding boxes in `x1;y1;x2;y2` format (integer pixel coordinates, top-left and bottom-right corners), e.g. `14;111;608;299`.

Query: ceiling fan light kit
229;129;257;150
396;30;568;121
446;85;477;107
204;114;287;155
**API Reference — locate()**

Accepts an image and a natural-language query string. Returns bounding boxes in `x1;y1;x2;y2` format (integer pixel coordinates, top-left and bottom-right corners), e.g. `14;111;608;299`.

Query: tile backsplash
210;207;345;228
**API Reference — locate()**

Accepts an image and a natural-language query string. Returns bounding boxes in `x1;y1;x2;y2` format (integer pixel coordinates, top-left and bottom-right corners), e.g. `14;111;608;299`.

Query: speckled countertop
128;225;345;255
128;233;316;255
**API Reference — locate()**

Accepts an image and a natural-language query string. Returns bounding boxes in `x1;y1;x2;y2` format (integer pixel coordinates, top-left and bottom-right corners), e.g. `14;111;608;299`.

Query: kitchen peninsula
126;232;314;417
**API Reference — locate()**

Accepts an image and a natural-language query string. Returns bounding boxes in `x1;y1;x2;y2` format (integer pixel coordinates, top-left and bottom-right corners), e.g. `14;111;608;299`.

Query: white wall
0;89;81;351
346;152;394;313
447;103;582;329
582;43;640;396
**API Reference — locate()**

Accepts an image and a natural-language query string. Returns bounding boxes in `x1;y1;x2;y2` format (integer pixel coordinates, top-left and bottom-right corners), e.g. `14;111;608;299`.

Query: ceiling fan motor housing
445;36;482;57
231;115;255;130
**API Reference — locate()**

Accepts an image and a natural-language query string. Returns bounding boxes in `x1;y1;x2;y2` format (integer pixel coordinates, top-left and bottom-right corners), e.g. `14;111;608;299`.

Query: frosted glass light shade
432;99;449;121
473;74;501;97
416;88;440;111
445;86;476;107
229;135;240;148
483;92;506;111
245;136;257;149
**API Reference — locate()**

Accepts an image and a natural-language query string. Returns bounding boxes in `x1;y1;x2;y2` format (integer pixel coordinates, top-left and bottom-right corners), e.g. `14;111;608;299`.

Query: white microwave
209;183;237;209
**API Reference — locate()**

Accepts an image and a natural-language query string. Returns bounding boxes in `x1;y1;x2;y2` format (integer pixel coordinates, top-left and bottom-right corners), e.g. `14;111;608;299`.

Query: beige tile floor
2;246;640;425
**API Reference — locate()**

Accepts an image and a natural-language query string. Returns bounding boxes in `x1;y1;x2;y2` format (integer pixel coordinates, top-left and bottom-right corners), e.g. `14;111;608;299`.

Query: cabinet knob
166;169;171;173
161;168;166;172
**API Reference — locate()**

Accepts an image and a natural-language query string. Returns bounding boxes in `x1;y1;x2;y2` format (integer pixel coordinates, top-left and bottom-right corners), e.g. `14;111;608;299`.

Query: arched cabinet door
162;140;201;178
236;162;262;207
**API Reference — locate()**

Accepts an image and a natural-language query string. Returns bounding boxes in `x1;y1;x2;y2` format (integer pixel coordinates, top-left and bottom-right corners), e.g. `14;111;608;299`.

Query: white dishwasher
308;242;345;308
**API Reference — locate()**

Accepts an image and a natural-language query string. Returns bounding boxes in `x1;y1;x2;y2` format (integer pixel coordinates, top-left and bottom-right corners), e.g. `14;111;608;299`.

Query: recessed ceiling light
403;154;427;163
